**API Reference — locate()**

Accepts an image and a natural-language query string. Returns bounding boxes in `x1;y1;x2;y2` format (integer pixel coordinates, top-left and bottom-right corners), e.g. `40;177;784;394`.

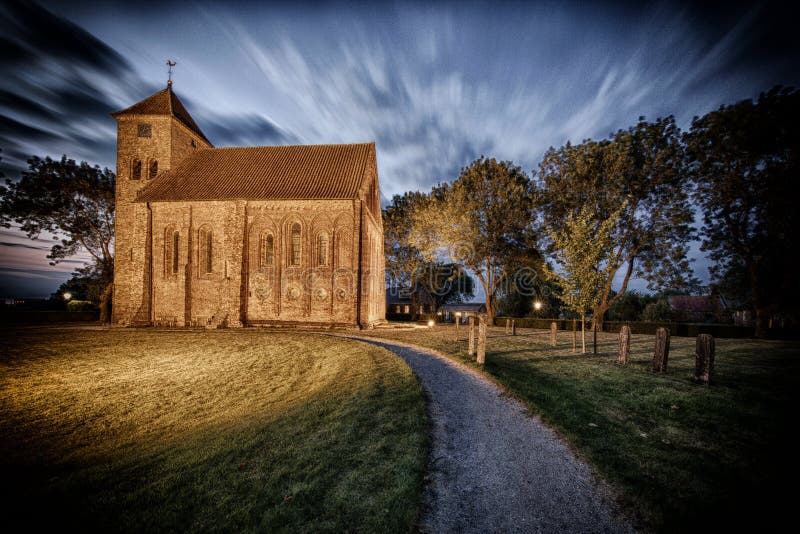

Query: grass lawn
360;324;800;533
0;326;427;533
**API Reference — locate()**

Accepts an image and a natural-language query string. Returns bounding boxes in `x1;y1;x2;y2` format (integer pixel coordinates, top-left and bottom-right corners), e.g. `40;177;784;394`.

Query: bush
642;300;673;322
66;300;97;312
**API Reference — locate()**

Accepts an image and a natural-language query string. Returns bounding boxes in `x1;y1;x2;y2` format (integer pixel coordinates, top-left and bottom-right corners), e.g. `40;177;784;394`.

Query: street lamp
533;301;542;311
63;292;72;301
427;320;435;329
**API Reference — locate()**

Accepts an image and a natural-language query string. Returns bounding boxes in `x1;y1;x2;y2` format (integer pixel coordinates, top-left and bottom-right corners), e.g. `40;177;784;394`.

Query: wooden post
477;315;487;364
593;318;597;355
652;327;670;373
455;316;460;330
468;316;476;357
572;318;577;353
694;334;715;385
505;318;511;335
511;319;516;336
550;321;557;347
618;325;631;364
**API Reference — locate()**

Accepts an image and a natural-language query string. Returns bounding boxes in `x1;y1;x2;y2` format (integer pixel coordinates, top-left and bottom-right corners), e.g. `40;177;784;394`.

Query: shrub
66;300;97;312
642;299;673;322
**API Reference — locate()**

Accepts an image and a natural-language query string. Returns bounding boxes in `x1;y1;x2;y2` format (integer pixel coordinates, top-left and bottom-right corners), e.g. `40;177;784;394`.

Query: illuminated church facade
111;84;385;328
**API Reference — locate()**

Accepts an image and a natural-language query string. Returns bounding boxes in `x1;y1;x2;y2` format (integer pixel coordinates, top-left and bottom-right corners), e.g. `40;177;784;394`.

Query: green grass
0;326;427;533
360;324;800;532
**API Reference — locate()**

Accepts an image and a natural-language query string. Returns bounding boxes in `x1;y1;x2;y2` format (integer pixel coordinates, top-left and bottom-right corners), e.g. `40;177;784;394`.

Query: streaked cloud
1;0;797;296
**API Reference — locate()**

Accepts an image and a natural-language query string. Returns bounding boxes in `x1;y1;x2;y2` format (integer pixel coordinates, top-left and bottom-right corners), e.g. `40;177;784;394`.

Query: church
111;82;385;328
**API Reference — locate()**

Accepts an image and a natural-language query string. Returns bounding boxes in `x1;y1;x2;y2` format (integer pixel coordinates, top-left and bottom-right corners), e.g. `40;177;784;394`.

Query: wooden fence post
550;321;557;347
512;319;516;336
694;334;715;385
652;327;670;373
468;316;476;357
618;325;631;364
477;315;487;364
505;318;511;335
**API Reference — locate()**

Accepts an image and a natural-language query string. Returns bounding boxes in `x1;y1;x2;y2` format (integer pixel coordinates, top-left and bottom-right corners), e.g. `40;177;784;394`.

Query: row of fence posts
464;318;716;385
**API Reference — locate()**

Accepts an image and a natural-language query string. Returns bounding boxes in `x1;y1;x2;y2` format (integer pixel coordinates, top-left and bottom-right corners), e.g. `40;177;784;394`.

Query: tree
536;116;694;330
497;274;562;318
548;205;620;353
416;262;475;310
384;191;474;319
0;155;115;321
384;191;429;320
52;260;110;310
685;86;800;336
409;157;541;325
606;290;655;322
641;299;673;322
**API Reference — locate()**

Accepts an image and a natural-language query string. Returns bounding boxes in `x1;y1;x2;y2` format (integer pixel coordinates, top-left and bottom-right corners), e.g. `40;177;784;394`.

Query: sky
1;0;797;299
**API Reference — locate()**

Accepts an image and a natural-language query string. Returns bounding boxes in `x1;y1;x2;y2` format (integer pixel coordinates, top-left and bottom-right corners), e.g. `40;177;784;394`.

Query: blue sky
1;0;797;298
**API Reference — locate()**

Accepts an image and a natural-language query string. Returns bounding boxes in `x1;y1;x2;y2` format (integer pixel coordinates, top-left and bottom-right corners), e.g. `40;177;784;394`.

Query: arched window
165;228;179;276
317;233;329;266
172;231;179;274
132;159;142;180
262;234;274;267
290;223;301;266
198;227;213;274
149;160;158;179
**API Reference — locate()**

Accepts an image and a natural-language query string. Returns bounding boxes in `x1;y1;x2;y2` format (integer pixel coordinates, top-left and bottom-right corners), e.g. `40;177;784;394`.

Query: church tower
111;82;212;325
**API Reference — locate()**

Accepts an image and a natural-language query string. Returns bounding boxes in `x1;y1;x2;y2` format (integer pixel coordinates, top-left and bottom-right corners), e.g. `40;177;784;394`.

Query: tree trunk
749;263;767;338
581;313;586;354
99;282;113;324
485;293;495;327
572;318;577;353
592;303;609;333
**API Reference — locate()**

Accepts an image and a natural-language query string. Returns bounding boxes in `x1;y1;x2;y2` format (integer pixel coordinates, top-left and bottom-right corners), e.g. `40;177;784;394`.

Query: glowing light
63;292;72;301
534;301;542;310
427;320;435;328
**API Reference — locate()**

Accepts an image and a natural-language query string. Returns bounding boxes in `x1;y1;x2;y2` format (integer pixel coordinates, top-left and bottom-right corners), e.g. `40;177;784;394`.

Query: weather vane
166;59;176;87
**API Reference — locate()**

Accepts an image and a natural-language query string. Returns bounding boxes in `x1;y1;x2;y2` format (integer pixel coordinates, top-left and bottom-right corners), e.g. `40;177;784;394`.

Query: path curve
342;336;633;534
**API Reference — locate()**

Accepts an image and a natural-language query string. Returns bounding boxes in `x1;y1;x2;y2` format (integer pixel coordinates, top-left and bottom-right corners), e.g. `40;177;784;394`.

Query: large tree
384;191;473;319
548;205;621;353
0;155;115;321
684;86;800;336
409;157;541;325
536;116;694;329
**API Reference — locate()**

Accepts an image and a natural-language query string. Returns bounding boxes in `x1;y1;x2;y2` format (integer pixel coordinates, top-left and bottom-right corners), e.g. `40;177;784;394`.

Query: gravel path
346;336;633;534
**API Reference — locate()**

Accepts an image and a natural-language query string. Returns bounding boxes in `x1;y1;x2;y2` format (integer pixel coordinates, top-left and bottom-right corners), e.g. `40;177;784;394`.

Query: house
111;81;385;328
439;302;486;323
667;295;729;323
385;285;434;319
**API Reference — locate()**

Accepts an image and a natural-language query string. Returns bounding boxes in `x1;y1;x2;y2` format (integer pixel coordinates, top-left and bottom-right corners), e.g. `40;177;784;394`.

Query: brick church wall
112;91;384;328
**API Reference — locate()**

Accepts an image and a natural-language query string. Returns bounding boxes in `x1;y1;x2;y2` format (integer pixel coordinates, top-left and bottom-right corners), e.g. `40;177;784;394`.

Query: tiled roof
112;87;211;145
667;295;726;312
440;303;487;311
137;142;375;202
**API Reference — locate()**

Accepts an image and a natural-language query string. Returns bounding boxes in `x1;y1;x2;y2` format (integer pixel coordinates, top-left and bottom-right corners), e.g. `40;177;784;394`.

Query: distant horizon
2;0;797;298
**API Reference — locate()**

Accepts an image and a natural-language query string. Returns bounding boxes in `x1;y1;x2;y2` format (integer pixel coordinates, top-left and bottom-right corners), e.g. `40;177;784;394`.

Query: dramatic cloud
1;0;797;296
